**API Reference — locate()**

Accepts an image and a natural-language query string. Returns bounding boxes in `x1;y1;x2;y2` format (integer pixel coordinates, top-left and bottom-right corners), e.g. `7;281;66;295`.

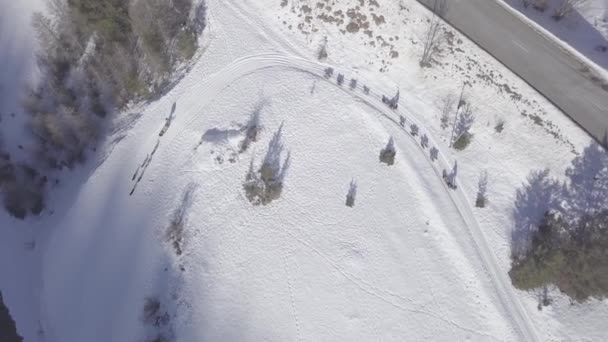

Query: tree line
1;0;206;218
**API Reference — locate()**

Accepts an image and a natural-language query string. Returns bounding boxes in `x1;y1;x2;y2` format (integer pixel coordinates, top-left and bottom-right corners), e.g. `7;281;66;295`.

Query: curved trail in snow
146;53;538;342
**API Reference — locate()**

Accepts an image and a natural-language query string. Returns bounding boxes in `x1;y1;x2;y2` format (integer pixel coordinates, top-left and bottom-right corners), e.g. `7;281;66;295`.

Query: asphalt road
418;0;608;143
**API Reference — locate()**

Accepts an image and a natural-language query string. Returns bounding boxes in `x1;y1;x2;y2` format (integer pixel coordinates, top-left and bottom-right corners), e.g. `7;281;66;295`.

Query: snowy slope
0;0;606;341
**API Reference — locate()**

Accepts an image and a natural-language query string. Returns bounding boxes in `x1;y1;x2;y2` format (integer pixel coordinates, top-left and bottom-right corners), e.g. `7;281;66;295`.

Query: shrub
177;28;198;60
243;125;290;205
379;137;396;166
452;132;472;151
510;210;608;301
495;118;505;133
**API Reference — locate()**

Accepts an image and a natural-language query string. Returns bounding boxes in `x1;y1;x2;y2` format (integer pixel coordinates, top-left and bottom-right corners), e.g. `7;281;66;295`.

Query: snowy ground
504;0;608;74
1;0;607;341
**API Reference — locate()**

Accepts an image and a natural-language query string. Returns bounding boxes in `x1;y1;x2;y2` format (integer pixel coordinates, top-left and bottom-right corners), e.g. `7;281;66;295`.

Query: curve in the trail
143;53;538;342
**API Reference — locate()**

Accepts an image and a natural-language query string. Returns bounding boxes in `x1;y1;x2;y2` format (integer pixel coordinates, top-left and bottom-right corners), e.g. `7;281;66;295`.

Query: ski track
132;52;538;342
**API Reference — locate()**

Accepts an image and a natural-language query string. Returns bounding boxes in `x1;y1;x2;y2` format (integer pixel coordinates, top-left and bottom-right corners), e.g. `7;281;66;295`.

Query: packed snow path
141;53;539;342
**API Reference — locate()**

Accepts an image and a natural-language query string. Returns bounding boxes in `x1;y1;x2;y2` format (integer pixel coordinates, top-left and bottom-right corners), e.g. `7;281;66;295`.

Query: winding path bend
157;53;539;342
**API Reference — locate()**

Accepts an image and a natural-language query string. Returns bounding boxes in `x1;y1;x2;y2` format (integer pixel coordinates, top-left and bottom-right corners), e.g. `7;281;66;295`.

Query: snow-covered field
1;0;607;341
504;0;608;74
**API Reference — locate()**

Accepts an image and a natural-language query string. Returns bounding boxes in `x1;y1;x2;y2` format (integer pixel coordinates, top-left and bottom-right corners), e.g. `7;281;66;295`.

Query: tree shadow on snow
512;141;608;258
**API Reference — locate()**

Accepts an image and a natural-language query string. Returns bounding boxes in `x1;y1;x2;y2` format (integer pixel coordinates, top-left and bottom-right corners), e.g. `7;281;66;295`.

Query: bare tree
420;0;447;67
553;0;589;20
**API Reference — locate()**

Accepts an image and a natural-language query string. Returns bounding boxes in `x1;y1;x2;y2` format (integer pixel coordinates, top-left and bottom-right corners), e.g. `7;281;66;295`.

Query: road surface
418;0;608;143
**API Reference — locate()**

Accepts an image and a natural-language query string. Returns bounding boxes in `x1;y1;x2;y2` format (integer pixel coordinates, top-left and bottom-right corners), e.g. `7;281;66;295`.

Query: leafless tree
420;0;447;67
553;0;589;20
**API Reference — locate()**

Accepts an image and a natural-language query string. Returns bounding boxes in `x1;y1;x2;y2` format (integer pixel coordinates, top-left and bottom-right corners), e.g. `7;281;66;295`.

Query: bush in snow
0;157;46;219
379;137;396;166
452;102;475;151
142;296;172;341
318;44;328;61
452;132;472;151
410;124;419;136
495;118;505;133
345;180;357;208
420;134;429;149
430;146;439;161
337;74;345;86
243;124;291;205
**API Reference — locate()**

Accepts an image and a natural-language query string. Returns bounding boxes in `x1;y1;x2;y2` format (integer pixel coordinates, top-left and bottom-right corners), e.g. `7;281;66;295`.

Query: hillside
0;0;606;341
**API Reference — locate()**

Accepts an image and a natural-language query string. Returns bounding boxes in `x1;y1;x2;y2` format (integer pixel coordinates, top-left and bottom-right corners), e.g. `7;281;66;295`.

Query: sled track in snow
148;53;538;342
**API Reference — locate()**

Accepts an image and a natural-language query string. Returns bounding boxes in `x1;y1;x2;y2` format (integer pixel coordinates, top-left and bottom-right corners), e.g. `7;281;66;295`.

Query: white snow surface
0;0;607;341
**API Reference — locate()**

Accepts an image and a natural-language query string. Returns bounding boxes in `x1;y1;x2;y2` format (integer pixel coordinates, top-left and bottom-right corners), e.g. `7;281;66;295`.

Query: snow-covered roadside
502;0;608;79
